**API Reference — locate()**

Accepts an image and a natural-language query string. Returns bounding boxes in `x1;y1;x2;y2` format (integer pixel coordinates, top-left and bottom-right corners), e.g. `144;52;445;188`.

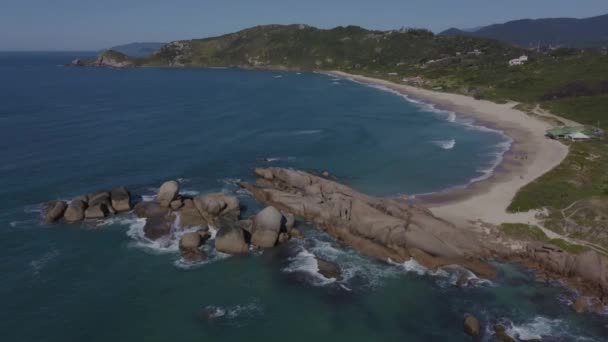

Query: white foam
506;316;565;341
433;139;455;150
293;129;322;135
273;75;283;78
283;248;335;286
141;194;156;202
259;156;296;163
180;189;200;197
30;249;59;275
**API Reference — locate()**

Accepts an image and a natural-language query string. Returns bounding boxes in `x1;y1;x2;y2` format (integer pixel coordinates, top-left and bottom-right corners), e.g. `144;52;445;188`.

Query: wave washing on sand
433;139;456;150
333;73;513;190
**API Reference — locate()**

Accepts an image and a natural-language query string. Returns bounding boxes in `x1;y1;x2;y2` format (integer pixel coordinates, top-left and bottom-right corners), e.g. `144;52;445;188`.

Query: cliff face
68;50;135;68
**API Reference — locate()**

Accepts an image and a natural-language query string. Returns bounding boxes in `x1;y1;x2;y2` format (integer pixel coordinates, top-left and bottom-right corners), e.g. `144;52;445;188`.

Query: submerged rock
44;201;67;224
251;206;282;248
316;257;342;280
493;324;515;342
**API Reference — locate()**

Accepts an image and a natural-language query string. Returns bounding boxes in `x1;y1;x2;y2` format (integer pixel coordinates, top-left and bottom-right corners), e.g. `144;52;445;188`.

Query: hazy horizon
1;0;607;51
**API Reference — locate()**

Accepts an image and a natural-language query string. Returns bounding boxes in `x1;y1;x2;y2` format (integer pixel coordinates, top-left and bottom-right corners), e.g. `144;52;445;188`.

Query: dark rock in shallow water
193;192;240;222
44;201;67;224
493;324;515;342
64;199;87;222
110;187;131;212
316;257;342;281
463;315;481;339
179;232;206;262
143;215;175;240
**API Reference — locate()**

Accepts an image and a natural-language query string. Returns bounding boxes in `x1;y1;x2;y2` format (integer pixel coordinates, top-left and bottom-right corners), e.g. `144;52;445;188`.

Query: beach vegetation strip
499;223;588;254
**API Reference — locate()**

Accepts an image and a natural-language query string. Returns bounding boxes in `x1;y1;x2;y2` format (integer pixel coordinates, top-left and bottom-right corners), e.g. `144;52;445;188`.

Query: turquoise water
0;52;606;341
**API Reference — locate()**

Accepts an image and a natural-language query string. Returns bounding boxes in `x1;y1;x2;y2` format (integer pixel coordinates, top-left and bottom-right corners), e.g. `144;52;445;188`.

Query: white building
509;55;529;66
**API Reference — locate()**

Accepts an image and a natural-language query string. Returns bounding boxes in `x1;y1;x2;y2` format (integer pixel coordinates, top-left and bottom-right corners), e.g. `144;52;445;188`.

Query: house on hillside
509;55;528;66
546;126;597;140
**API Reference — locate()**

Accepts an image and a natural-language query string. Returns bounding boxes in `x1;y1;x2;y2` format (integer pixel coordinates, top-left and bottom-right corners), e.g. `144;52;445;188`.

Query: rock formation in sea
239;167;497;278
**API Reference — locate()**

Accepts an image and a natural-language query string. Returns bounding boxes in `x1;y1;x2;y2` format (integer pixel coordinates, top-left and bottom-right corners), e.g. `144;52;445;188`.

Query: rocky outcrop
493;324;515;342
251;206;283;248
194;193;240;222
240;167;493;277
85;203;110;219
94;50;133;68
44;201;67;224
157;181;179;207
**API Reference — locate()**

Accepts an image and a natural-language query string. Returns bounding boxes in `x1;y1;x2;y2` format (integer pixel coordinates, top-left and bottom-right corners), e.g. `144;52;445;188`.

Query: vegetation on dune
499;223;588;254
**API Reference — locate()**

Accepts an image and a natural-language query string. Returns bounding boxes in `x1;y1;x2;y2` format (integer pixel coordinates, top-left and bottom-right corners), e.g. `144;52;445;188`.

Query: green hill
440;14;608;48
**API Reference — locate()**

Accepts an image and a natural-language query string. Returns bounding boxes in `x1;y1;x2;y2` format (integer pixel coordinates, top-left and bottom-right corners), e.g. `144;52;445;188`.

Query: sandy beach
328;70;571;229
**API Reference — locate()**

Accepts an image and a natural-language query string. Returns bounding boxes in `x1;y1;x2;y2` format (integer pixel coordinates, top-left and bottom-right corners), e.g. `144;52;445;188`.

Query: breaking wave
501;316;596;341
433;139;456;150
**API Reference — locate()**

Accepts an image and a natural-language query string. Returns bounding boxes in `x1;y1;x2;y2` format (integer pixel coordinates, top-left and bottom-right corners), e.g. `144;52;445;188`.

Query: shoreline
327;70;570;227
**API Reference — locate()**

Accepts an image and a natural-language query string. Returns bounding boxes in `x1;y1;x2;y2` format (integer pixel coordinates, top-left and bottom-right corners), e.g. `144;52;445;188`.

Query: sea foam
433;139;456;150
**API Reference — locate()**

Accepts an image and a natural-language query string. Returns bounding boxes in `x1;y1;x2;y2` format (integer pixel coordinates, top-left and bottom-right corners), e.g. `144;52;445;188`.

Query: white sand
328;71;571;228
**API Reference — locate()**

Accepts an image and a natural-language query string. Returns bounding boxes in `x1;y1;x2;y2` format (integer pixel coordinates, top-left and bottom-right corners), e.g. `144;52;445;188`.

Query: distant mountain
105;42;165;57
440;14;608;48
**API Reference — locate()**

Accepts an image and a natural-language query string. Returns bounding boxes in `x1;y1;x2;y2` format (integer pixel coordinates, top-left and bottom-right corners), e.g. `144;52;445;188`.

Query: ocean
0;52;605;341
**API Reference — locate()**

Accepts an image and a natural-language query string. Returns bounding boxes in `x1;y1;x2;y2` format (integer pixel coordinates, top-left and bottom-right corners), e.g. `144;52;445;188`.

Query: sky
1;0;607;50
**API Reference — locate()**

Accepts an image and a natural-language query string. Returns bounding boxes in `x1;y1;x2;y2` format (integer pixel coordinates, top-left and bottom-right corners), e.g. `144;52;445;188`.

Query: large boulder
493;324;515;342
44;201;67;224
134;201;170;218
194;193;240;219
88;191;110;207
215;225;249;255
85;203;110;219
157;180;179;207
110;187;131;212
251;206;282;248
179;232;206;262
64;199;87;222
463;315;481;339
143;216;175;240
179;199;208;228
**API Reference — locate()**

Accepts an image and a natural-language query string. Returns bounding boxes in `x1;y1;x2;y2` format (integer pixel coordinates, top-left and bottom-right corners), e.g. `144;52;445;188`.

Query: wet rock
289;227;304;239
85;203;110;219
215;225;249;255
157;180;179;207
170;199;183;210
110;187;131;212
316;257;342;280
278;232;290;244
463;315;480;339
88;191;110;207
143;215;174;240
493;324;515;342
573;296;589;313
194;193;240;219
134;201;170;218
237;219;253;233
251;206;282;248
283;212;295;232
64;199;87;222
179;232;206;262
44;200;67;224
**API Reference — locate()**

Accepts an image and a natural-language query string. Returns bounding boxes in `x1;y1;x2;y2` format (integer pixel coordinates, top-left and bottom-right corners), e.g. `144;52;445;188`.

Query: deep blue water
0;52;606;341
